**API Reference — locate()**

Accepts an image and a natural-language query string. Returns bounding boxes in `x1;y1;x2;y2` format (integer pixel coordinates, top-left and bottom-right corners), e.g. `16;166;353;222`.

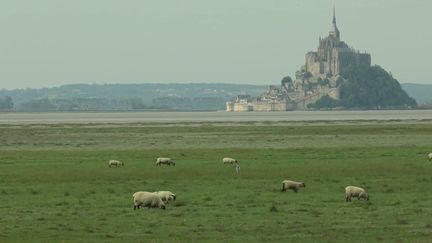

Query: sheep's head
360;191;369;201
301;182;306;187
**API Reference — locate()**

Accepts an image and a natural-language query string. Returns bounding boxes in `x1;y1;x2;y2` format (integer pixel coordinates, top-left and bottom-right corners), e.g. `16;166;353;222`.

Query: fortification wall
226;102;234;112
233;103;252;112
251;101;287;112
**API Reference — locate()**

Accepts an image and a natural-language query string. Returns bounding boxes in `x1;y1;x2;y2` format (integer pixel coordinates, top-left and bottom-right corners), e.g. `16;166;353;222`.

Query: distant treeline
1;80;430;112
0;83;267;111
400;83;432;107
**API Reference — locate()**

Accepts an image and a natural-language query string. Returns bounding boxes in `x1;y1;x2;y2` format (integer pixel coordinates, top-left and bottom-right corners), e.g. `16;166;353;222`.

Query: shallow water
1;110;431;124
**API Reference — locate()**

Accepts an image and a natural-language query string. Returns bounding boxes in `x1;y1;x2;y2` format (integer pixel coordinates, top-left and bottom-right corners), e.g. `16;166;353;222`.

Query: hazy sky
1;0;431;89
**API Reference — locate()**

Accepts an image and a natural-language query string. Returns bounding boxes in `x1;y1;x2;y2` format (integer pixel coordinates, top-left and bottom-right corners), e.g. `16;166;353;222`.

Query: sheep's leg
293;188;298;193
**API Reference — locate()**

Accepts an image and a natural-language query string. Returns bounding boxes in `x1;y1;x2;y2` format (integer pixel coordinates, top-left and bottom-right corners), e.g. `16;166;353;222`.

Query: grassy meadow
1;120;432;242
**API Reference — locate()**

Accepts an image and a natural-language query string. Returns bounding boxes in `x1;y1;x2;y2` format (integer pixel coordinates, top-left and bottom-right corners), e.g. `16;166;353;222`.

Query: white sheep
222;158;238;164
108;159;124;167
155;158;175;166
345;186;369;202
281;180;306;192
428;153;432;161
154;191;176;203
132;191;166;210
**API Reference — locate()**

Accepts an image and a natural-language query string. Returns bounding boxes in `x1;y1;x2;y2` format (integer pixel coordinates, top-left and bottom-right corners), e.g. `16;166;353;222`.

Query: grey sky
1;0;431;89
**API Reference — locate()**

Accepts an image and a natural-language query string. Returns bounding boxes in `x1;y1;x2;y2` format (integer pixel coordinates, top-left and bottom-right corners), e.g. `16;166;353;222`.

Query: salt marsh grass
1;121;432;242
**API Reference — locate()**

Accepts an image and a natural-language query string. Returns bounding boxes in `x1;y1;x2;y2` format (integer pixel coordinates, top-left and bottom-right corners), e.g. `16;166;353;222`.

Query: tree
308;95;338;109
339;65;417;109
129;98;147;110
18;98;57;111
0;96;14;111
281;76;293;86
317;78;330;86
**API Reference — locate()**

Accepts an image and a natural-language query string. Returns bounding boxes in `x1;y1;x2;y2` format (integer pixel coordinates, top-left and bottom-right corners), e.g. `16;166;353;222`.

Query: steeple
332;5;336;24
329;6;340;40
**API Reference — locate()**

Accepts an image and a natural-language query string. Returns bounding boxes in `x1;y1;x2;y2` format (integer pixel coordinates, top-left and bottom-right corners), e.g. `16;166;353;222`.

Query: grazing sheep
345;186;369;202
155;158;175;166
108;160;124;167
222;158;238;164
281;180;306;193
154;191;176;203
428;153;432;161
133;191;166;210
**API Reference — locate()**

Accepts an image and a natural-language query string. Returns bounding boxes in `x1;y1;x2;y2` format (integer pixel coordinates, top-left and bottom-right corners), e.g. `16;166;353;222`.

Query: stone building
227;8;370;112
304;7;370;77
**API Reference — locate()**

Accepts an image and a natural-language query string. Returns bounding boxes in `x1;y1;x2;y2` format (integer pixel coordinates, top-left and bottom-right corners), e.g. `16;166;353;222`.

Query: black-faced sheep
281;180;306;193
155;158;175;166
133;191;166;210
345;186;369;202
108;160;124;167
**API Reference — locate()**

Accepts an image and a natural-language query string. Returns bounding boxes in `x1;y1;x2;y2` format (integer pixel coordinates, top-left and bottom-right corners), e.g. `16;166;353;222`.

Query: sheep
154;191;176;203
428;153;432;161
108;159;124;167
132;191;166;210
155;158;175;166
281;180;306;193
345;186;369;202
222;158;238;164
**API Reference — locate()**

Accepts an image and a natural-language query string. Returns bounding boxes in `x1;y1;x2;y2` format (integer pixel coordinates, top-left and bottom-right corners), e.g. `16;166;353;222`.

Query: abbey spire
329;6;340;40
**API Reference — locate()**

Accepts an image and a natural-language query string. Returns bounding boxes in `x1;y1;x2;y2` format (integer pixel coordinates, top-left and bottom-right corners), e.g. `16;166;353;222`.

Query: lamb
428;153;432;161
108;159;124;167
345;186;369;202
154;191;176;203
281;180;306;192
132;191;166;210
222;158;238;164
155;158;175;166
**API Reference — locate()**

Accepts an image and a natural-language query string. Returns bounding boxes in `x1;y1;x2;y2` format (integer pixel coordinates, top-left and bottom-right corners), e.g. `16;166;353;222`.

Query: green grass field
1;121;432;242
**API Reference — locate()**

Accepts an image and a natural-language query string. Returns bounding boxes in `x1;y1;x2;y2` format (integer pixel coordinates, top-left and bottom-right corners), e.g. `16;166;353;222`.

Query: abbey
227;8;371;112
305;8;371;77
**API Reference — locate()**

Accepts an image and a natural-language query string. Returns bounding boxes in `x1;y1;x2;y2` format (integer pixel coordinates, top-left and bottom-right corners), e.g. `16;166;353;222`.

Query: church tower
328;6;340;40
304;7;370;77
